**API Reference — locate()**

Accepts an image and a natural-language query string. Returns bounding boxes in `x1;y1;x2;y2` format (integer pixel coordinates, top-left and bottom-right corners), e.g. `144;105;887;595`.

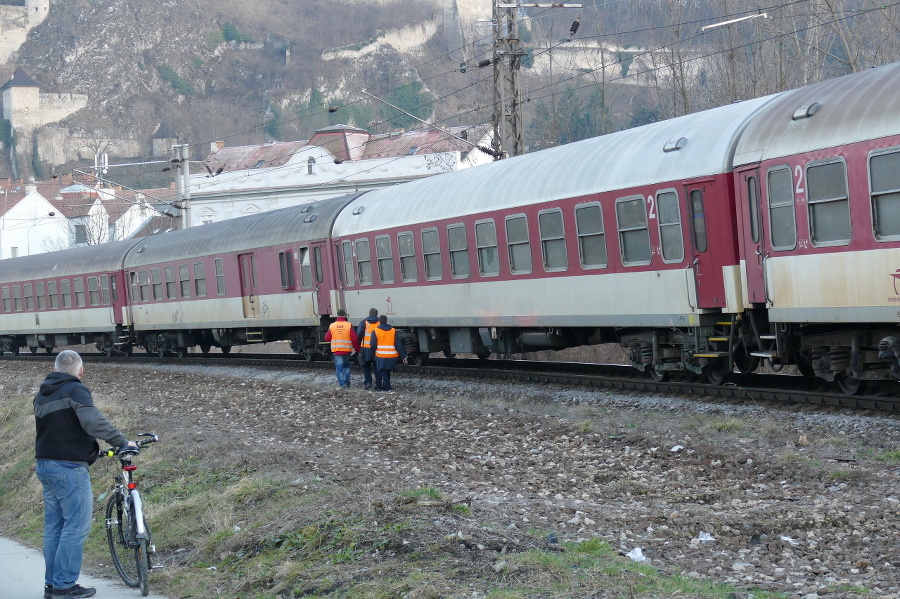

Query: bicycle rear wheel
105;492;140;587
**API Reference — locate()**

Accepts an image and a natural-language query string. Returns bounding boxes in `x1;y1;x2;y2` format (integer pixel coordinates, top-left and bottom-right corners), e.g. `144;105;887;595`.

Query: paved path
0;535;170;599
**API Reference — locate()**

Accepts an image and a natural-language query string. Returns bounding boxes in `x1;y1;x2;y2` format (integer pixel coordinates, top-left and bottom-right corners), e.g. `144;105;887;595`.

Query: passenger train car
1;61;899;393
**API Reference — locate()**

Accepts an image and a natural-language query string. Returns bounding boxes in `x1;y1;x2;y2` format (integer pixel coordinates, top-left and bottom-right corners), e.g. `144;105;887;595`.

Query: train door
736;168;767;304
310;241;332;315
684;182;720;308
110;271;128;325
238;253;260;318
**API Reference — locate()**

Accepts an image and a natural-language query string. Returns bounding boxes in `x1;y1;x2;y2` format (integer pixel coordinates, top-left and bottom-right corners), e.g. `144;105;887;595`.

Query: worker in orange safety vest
324;308;359;389
365;314;407;391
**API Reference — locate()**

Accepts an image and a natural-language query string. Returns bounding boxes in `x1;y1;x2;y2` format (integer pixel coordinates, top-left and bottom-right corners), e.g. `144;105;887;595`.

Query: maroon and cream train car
0;239;138;355
731;62;900;393
332;93;783;381
121;194;359;357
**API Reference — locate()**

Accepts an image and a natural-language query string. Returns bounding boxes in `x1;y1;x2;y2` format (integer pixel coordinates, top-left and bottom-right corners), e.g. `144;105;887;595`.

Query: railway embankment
1;360;898;598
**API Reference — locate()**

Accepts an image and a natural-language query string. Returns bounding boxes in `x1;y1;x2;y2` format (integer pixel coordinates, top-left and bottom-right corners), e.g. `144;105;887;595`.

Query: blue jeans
36;459;93;590
333;354;351;387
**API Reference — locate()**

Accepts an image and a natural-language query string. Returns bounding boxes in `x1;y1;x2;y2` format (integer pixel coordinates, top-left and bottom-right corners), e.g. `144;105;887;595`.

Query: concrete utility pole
492;2;581;159
172;144;191;229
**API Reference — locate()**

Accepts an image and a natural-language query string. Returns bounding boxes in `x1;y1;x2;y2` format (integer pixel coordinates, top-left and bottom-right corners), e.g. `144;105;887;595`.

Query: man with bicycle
34;350;136;599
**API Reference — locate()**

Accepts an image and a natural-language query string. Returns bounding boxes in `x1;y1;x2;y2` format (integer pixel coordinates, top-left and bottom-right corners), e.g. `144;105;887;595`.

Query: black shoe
44;584;52;599
53;585;96;598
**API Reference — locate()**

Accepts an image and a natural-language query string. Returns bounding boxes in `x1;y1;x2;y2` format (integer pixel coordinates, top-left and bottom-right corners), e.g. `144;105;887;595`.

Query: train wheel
477;351;490;360
796;351;815;378
443;348;455;359
648;366;668;382
45;346;55;354
733;343;759;375
704;360;730;385
199;343;211;355
220;346;232;356
408;352;429;366
175;347;187;358
120;345;132;357
836;375;866;396
29;347;38;354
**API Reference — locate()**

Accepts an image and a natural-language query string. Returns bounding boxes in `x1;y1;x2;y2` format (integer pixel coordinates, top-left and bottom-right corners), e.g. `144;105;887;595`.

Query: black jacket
34;372;127;466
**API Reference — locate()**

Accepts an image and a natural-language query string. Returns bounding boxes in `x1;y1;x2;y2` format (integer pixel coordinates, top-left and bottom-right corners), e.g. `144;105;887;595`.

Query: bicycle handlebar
104;432;159;458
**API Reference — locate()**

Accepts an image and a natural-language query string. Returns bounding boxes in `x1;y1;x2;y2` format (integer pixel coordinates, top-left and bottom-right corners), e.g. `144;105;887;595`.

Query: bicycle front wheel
105;492;140;587
136;534;150;596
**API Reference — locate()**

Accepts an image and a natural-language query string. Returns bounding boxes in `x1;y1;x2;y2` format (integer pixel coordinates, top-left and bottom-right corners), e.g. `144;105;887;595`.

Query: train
2;61;900;395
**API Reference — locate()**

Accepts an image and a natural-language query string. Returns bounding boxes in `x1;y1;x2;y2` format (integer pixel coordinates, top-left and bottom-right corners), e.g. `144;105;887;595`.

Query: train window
12;285;21;311
61;279;72;308
341;241;355;286
422;228;442;280
48;281;58;309
475;220;500;276
616;196;652;265
36;282;45;310
747;176;760;244
299;247;313;289
137;271;149;303
74;278;85;308
355;239;373;285
376;236;395;284
151;268;162;301
689;190;708;253
194;262;207;297
314;247;324;284
539;209;567;271
505;215;532;274
129;272;139;303
278;251;295;289
447;224;470;279
656;191;684;263
101;275;110;305
165;266;176;299
575;203;607;268
398;232;417;282
807;160;851;246
215;258;226;295
0;286;8;312
179;264;191;298
88;277;100;306
767;166;797;250
24;284;33;311
870;149;900;239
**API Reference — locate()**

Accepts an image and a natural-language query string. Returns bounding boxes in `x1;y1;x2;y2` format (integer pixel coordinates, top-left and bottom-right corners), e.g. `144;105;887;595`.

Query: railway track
9;351;898;412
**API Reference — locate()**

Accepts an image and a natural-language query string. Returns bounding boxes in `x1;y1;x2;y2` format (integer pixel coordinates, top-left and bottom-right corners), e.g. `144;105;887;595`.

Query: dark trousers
374;369;392;391
362;362;374;388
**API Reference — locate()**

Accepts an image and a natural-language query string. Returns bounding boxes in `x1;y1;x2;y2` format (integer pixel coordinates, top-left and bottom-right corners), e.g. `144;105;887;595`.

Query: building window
539;209;567;270
194;262;207;297
690;190;708;253
278;251;295;288
422;228;442;280
341;241;355;286
151;268;162;300
575;203;607;268
767;166;797;250
215;258;226;295
807;159;850;245
48;281;58;309
617;195;651;265
179;264;191;298
88;277;100;306
656;190;684;262
24;284;33;311
475;220;500;276
447;224;470;278
398;232;417;282
307;157;316;175
36;282;46;310
165;266;176;299
355;239;373;285
505;215;532;274
74;278;85;307
376;236;394;284
870;149;900;239
74;224;88;244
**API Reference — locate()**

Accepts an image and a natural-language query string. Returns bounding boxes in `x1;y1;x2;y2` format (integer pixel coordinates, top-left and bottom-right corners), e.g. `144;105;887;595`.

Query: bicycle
103;432;159;596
